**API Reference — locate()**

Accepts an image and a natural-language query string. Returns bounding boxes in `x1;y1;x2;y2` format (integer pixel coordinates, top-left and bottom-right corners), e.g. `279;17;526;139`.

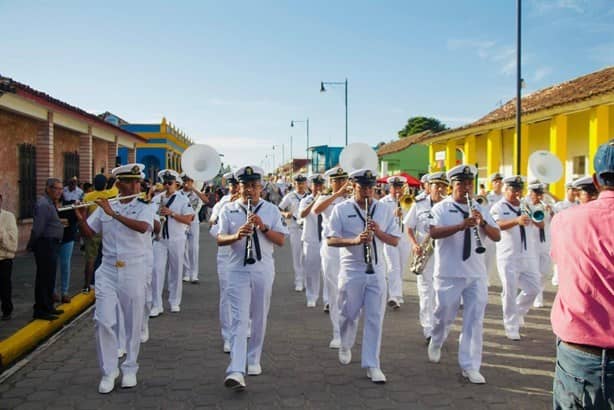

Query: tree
398;116;447;139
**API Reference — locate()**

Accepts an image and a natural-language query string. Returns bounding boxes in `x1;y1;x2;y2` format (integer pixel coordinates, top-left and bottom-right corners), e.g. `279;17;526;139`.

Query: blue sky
1;0;613;171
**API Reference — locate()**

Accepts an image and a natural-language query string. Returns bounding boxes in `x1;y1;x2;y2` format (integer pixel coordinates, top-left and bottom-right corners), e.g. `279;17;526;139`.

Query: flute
57;193;144;212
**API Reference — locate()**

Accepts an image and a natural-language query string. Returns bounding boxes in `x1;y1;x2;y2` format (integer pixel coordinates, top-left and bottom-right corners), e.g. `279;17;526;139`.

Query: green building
376;130;431;178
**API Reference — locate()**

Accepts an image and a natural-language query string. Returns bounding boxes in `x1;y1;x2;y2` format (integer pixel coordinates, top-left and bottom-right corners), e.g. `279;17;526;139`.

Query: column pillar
549;114;568;198
79;126;93;183
36;111;54;196
127;146;136;163
486;129;501;181
513;124;529;176
107;136;118;175
428;143;435;172
445;139;456;171
464;135;477;166
589;105;610;173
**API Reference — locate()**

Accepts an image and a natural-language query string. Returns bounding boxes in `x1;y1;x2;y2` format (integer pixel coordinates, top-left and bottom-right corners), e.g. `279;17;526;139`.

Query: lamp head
320;82;326;93
290;120;295;127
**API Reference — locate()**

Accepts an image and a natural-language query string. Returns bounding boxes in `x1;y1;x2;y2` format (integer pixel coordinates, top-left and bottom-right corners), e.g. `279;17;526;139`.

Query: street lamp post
320;78;348;146
291;118;310;172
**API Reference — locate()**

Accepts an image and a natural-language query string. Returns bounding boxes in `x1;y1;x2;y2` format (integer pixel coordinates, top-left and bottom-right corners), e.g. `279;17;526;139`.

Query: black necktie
317;214;323;242
351;203;378;265
162;194;177;239
452;204;471;261
503;203;527;250
539;228;546;243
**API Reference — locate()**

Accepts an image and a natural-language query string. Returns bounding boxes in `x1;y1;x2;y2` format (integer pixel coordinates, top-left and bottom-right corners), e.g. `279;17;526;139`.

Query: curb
0;291;95;369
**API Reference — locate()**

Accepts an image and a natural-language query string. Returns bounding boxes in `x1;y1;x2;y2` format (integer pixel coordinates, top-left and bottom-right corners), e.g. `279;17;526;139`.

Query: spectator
28;178;65;321
0;192;18;320
63;176;83;202
56;197;78;304
83;182;93;194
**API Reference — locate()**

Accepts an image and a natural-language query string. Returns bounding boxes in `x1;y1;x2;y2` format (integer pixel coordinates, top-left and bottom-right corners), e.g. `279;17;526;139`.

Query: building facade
377;130;431;179
308;145;343;174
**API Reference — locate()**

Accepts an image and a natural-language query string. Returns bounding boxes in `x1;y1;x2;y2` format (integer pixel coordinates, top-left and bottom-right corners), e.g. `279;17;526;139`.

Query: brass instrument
520;199;545;223
465;193;486;254
57;193;144;212
244;197;256;265
154;195;167;241
474;195;488;206
363;198;375;273
409;234;434;275
399;193;414;210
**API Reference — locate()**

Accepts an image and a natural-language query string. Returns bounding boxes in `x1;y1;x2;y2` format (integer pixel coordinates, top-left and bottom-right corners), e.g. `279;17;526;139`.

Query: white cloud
448;38;518;76
446;39;496;59
532;66;553;82
531;0;586;14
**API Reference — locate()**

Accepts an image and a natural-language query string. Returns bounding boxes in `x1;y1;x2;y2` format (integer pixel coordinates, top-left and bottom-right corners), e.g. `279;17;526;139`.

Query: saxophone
409;233;434;275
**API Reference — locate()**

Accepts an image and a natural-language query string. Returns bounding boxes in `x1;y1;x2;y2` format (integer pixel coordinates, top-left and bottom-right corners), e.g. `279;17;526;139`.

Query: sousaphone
528;150;563;184
339;142;379;172
181;144;222;182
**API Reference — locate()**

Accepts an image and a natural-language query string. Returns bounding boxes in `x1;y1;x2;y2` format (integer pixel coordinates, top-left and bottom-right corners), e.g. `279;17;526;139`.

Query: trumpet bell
528;151;563;184
399;194;414;210
475;195;488;206
339;143;378;172
181;144;221;182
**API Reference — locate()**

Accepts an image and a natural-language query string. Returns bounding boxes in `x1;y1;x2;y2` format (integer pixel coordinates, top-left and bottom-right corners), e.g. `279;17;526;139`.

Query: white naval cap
294;173;307;182
179;171;194;181
572;176;595;190
527;180;545;192
234;165;265;182
446;164;477;182
490;172;504;181
223;171;238;184
420;174;429;183
112;163;145;179
309;174;325;184
428;171;449;185
349;168;377;185
386;175;407;185
502;175;525;188
158;169;180;182
324;166;349;179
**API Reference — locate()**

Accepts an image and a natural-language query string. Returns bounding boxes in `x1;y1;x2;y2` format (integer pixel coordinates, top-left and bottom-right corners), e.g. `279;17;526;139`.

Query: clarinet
244;197;257;265
465;193;486;254
364;198;375;273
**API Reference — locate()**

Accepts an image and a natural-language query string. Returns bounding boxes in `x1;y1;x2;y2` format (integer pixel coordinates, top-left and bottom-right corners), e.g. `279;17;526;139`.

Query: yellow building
423;67;614;198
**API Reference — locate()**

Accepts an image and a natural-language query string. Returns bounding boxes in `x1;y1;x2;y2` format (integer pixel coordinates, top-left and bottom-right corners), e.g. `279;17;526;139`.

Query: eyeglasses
162;181;174;186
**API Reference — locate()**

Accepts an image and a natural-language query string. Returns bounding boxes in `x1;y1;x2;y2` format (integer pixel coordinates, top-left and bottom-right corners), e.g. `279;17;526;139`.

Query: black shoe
49;308;64;315
323;303;330;314
1;313;11;321
33;312;58;321
425;336;432;346
191;280;199;285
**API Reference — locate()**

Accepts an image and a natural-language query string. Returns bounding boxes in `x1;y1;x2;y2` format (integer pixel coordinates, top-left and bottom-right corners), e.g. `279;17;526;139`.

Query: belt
562;341;614;360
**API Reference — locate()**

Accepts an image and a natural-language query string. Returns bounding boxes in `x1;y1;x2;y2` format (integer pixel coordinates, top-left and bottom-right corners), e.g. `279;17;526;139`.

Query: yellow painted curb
0;291;95;369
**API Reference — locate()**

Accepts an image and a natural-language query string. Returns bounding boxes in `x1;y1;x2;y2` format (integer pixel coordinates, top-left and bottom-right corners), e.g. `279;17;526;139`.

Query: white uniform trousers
322;242;340;340
303;241;322;304
288;227;304;289
142;250;154;338
217;251;232;344
183;220;200;281
152;238;187;310
484;238;498;285
383;236;410;301
431;276;488;372
416;256;435;338
226;268;274;375
94;260;146;377
496;258;540;332
338;271;387;368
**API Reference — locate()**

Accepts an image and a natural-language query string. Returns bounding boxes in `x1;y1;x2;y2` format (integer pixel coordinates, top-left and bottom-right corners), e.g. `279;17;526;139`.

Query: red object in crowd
376;172;421;187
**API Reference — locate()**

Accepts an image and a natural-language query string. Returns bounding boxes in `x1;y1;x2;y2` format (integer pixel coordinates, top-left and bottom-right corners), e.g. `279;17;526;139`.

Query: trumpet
474;195;488;206
244;197;257;265
465;193;486;254
57;193;144;212
520;199;545;223
399;193;414;210
364;198;375;274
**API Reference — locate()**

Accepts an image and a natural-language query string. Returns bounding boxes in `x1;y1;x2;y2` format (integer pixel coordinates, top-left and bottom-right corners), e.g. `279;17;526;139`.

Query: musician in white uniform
141;197;160;344
313;167;349;347
180;172;208;284
551;182;577;287
75;163;155;393
572;176;599;204
427;164;500;385
490;176;541;340
150;170;195;316
209;172;239;352
217;166;288;391
415;174;430;201
279;174;308;291
404;171;448;342
484;173;503;277
298;174;325;307
380;176;410;309
328;168;400;384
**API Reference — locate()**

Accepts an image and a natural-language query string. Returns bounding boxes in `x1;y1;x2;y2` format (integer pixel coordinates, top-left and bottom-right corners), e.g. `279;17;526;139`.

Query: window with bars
63;151;79;182
18;144;36;219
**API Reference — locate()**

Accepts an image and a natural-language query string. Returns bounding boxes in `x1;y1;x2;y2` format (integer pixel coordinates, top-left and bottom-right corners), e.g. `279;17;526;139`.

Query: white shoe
223;340;231;353
367;368;387;384
247;364;262;376
149;307;161;318
224;372;246;390
140;325;149;343
427;341;441;363
182;276;190;282
117;349;126;359
338;348;351;365
306;301;316;308
506;330;521;340
170;305;180;313
462;369;486;384
121;372;137;388
329;338;341;349
398;297;405;304
295;285;304;292
98;369;119;394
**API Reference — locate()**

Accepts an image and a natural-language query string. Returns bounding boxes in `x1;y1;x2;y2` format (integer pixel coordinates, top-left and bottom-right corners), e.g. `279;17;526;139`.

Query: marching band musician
427;164;500;385
217;166;288;390
313;167;350;347
180;172;208;284
150;170;195;317
278;174;308;292
487;173;504;206
553;182;578;213
403;171;448;343
327;169;400;384
490;176;541;340
572;176;599;204
209;172;239;353
74;164;155;393
415;174;430;200
484;172;504;278
298;174;326;307
526;181;553;308
380;176;410;309
141;187;161;344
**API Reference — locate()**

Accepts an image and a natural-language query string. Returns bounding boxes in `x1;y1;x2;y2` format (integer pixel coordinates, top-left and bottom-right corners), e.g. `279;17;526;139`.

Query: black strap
503;203;527;250
161;194;177;239
240;202;264;262
351;202;378;264
539;228;546;243
317;214;323;242
452;204;471;261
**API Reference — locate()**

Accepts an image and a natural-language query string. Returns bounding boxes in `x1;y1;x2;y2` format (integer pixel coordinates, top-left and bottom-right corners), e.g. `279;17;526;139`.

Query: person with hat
313;166;350;345
484;172;504;280
74;163;154;393
278;174;309;292
209;171;240;353
489;175;541;340
150;169;195;316
62;176;84;203
216;165;288;390
525;181;552;308
404;171;448;342
572;176;599;204
327;168;400;384
298;174;326;307
550;141;614;408
553;182;578;213
427;164;500;384
179;172;209;284
380;175;410;309
487;173;504;206
415;174;430;201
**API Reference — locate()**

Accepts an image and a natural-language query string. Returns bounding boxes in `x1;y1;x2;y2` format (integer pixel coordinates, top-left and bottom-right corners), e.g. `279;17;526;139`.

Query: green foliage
398;117;447;139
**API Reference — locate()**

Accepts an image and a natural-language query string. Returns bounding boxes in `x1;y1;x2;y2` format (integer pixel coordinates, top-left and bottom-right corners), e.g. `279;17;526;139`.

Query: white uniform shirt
553;199;577;214
62;186;83;202
429;196;498;279
328;198;400;274
380;194;408;237
490;198;537;260
152;191;195;240
315;194;346;238
218;199;289;272
279;191;308;229
298;194;323;244
87;198;154;264
403;196;434;243
209;194;232;236
486;191;503;212
180;189;203;216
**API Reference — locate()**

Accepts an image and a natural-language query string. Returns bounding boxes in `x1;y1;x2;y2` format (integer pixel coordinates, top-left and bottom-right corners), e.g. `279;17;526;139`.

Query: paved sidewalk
0;226;556;409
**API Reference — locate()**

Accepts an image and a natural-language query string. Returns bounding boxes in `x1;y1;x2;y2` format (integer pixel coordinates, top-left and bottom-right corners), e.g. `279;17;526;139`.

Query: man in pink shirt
550;141;614;409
